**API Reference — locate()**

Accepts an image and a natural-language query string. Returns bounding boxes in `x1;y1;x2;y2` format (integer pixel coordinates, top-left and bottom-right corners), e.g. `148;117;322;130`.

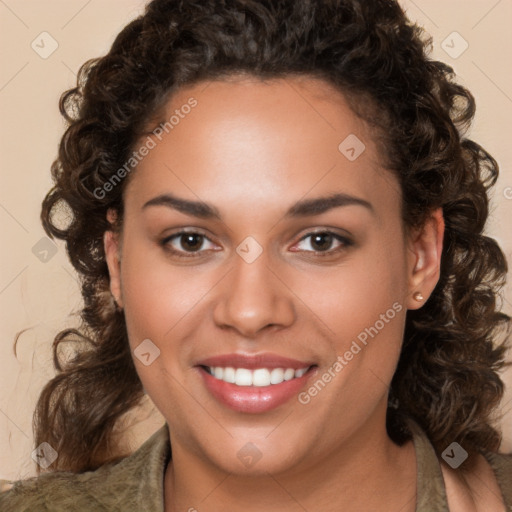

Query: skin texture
441;459;507;512
104;76;448;511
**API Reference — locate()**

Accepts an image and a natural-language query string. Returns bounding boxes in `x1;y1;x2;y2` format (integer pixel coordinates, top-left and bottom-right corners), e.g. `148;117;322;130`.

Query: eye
161;230;217;257
160;229;353;260
291;230;353;256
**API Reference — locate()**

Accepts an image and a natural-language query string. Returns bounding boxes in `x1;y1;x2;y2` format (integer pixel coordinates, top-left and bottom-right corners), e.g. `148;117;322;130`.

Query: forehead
125;76;400;221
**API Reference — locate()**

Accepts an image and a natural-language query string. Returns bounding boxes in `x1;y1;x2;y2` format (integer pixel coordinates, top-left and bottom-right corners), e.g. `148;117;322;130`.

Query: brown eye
309;233;335;251
179;233;205;252
161;230;217;257
293;231;352;254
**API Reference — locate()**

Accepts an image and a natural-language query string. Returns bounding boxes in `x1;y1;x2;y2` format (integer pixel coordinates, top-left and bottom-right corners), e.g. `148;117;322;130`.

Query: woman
1;0;511;510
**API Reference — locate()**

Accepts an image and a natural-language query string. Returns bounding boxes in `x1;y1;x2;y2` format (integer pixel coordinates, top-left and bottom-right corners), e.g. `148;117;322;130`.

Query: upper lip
196;353;315;370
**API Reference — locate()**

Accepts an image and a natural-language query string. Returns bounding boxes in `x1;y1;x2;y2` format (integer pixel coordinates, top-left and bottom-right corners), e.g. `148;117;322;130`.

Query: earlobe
104;229;123;309
406;208;444;310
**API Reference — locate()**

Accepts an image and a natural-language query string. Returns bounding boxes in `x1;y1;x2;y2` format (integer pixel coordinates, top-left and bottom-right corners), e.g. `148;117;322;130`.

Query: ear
405;207;444;310
104;209;123;308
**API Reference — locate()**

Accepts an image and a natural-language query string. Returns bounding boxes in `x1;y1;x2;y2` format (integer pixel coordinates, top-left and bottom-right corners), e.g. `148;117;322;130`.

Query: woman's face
105;76;442;475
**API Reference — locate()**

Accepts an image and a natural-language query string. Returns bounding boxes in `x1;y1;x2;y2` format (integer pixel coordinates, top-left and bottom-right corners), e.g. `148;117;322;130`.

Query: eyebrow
142;192;374;219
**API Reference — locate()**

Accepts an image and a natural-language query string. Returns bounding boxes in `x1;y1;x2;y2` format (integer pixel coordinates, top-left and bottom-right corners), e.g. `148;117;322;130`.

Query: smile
198;364;317;413
203;366;311;386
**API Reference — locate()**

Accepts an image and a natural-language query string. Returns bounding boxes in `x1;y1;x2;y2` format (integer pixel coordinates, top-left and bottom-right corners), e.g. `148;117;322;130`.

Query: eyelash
160;229;354;259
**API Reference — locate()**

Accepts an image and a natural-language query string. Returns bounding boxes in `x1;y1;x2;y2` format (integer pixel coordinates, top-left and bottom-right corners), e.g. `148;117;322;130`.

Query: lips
197;353;315;370
195;353;317;413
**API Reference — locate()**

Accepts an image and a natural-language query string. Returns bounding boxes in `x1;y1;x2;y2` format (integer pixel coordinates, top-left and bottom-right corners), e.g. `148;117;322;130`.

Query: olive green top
1;421;511;511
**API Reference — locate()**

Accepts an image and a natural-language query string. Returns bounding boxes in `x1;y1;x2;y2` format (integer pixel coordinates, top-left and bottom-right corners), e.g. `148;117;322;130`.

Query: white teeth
206;366;310;386
223;367;236;383
252;369;271;387
295;367;308;378
283;368;295;381
269;368;284;384
234;368;253;386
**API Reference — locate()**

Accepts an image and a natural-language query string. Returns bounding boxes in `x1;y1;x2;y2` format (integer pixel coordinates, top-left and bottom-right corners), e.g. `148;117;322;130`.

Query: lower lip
198;366;316;413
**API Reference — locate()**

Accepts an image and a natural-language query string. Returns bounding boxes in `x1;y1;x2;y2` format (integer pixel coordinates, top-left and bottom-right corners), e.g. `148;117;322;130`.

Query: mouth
195;354;318;413
200;365;312;386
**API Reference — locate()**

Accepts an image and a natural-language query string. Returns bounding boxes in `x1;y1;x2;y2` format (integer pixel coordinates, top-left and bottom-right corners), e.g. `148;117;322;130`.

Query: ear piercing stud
413;291;424;302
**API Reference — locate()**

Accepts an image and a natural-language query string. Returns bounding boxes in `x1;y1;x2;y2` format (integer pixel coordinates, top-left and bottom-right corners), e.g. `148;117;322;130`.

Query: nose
212;250;296;338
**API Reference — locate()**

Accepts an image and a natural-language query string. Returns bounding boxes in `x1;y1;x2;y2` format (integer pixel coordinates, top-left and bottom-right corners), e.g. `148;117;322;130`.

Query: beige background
1;0;511;480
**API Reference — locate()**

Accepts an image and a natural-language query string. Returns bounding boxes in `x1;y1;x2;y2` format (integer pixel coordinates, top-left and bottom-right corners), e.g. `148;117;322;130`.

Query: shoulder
405;417;512;512
441;450;512;512
481;450;512;507
0;468;108;512
0;423;171;512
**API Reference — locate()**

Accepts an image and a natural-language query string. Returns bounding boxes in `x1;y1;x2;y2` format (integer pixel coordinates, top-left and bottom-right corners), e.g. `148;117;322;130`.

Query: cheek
319;237;407;335
118;246;200;414
317;232;408;395
119;241;206;341
116;247;195;396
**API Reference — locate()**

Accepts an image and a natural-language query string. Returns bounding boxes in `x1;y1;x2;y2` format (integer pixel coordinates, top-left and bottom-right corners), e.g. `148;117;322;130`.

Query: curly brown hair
33;0;510;474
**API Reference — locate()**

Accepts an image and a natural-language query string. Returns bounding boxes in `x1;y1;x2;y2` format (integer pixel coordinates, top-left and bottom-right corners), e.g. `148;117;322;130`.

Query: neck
164;409;417;512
